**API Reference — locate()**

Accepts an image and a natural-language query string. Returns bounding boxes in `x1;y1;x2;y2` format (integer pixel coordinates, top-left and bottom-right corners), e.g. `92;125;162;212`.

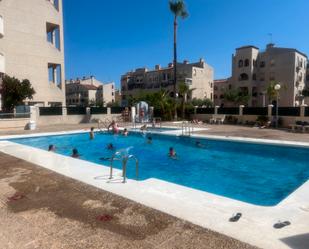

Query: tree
223;89;250;106
178;82;195;119
191;98;213;107
169;0;188;120
1;75;35;111
266;81;278;103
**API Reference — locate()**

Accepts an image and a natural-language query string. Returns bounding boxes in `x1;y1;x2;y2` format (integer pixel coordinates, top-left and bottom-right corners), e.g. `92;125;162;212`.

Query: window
48;63;62;88
214;95;218;99
238;60;243;68
214;86;218;91
46;22;61;50
270;59;275;67
0;52;4;74
244;59;250;67
48;0;59;10
253;59;257;67
252;74;256;80
228;84;232;90
260;61;265;68
0;15;4;38
252;87;258;97
220;94;224;99
270;72;275;81
239;73;249;81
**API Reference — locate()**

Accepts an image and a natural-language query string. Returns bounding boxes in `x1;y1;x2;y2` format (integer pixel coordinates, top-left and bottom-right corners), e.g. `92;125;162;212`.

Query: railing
272;107;300;117
67;107;87;115
196;108;214;114
39;107;62;116
110;152;138;183
90;107;107;115
111;106;125;114
243;107;267;115
0;112;30;119
218;107;239;115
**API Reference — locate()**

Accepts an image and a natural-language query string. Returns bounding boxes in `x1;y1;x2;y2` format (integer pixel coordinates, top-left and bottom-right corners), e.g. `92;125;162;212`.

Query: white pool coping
0;129;309;249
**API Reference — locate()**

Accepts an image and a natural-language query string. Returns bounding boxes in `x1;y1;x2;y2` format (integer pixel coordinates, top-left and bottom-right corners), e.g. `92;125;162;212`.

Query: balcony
0;15;3;38
0;53;4;74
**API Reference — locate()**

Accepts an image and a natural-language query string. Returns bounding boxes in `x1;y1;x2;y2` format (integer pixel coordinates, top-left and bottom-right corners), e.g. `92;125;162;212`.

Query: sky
63;0;309;88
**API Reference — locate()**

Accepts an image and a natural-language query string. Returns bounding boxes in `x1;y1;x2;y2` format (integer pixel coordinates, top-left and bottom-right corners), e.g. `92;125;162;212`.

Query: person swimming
48;144;56;152
195;140;205;148
168;147;177;159
108;120;119;134
107;143;115;150
147;136;152;144
71;148;80;158
89;127;95;140
122;128;129;136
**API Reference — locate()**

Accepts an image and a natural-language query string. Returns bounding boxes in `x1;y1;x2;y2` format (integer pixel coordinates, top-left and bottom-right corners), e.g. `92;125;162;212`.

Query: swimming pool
10;132;309;206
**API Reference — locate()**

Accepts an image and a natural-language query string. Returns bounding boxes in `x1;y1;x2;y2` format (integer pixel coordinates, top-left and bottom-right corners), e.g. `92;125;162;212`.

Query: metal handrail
109;152;139;183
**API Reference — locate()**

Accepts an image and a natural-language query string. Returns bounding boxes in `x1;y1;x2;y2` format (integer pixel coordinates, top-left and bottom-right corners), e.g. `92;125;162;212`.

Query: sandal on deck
229;213;242;222
273;221;291;229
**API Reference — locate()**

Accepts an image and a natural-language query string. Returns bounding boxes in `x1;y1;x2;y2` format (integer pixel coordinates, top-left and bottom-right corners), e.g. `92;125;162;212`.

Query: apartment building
213;79;230;106
215;44;308;107
0;0;66;107
65;76;115;106
121;59;214;106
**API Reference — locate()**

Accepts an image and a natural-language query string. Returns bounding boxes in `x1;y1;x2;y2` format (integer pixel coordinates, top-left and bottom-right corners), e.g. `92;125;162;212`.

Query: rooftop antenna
268;33;273;44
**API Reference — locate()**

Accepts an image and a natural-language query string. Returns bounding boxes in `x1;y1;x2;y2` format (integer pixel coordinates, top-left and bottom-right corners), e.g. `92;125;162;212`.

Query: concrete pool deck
0;123;309;248
0;152;256;249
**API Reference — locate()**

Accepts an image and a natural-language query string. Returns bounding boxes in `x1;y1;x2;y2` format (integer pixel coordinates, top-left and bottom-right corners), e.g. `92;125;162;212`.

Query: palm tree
169;0;188;120
178;82;195;119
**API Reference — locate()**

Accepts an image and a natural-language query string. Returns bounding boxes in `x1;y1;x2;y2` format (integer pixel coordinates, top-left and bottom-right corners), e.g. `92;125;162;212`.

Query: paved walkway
0;153;256;249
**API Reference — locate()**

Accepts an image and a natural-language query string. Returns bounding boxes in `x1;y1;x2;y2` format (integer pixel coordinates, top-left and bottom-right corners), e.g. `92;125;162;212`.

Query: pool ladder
182;121;193;136
109;152;139;183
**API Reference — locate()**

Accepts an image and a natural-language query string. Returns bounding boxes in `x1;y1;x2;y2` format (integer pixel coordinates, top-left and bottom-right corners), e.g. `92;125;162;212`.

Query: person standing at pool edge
90;127;95;140
108;120;119;134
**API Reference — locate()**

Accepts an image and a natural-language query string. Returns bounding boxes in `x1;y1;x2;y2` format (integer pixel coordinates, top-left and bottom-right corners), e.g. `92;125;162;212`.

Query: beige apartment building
0;0;66;107
215;44;308;107
121;59;214;106
65;76;115;106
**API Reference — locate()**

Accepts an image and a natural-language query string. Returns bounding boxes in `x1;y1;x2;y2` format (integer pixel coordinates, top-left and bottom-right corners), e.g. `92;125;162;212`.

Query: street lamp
274;83;281;128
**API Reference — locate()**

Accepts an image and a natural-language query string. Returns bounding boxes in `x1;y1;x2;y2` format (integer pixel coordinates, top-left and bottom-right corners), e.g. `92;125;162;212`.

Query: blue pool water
10;132;309;206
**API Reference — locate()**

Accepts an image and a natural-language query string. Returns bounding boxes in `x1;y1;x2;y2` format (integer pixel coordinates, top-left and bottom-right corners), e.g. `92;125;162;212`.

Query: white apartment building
121;59;214;106
215;44;308;107
65;76;115;106
0;0;65;107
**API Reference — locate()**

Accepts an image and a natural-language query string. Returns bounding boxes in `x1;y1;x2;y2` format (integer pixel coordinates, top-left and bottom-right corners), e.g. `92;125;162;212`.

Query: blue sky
63;0;309;88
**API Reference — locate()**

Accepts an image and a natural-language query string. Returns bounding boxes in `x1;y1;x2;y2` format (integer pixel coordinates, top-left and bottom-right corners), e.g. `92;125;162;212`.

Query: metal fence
67;107;87;115
218;107;239;115
0;112;31;119
272;107;300;116
111;107;125;114
90;107;107;115
196;108;215;114
39;107;62;116
243;107;268;116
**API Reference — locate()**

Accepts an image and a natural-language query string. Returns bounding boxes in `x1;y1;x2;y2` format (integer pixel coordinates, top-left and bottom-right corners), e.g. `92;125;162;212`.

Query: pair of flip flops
7;193;25;202
273;221;291;229
229;213;242;222
96;214;113;222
